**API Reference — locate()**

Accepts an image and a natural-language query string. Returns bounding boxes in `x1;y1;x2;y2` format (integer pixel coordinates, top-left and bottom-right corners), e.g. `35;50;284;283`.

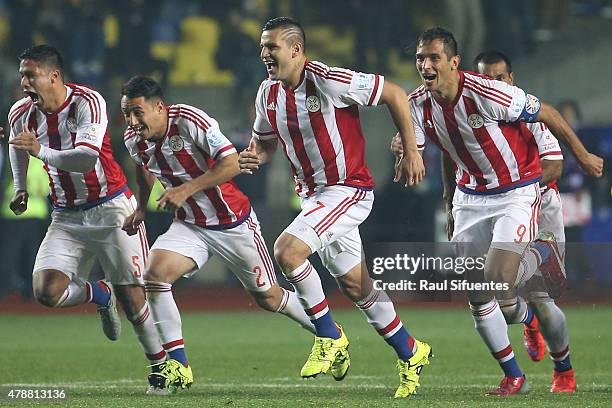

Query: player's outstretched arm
238;137;278;174
156;152;241;211
379;80;425;187
441;153;456;241
537;103;603;177
123;165;155;235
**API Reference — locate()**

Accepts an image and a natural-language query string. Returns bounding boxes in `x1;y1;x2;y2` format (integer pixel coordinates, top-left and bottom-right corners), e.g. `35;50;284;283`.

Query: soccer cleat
146;362;170;395
551;369;576;393
96;280;121;341
485;375;530;396
394;340;432;398
330;325;350;381
148;359;193;395
523;315;546;362
534;231;567;299
300;325;350;379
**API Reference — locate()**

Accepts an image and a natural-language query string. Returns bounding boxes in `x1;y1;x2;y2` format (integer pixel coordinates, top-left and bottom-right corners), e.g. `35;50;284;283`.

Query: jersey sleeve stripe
464;75;513;103
367;74;381;106
180;105;212;128
464;83;511;108
9;102;32;127
464;78;512;106
73;87;102;124
73;90;101;124
305;64;352;84
213;144;236;160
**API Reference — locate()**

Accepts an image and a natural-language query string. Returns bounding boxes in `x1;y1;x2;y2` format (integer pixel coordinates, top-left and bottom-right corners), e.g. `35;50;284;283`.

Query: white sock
276;288;316;333
144;281;184;348
470;301;515;360
284;260;330;320
127;302;166;365
54;277;88;307
356;289;404;338
515;248;541;288
529;293;570;358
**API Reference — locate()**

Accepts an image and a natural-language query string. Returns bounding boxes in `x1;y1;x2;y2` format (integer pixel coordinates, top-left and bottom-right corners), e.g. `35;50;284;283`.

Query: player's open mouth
422;73;437;83
25;91;39;103
132;125;146;134
264;60;278;73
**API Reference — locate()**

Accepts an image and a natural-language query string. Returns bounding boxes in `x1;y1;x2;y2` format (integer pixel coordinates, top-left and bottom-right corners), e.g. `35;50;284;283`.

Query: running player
473;50;576;392
120;75;315;395
5;45;164;389
397;27;601;396
238;17;431;398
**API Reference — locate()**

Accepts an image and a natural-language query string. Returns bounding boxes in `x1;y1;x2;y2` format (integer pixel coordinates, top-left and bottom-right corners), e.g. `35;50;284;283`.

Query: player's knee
252;290;281;312
115;285;145;316
498;299;519;323
32;272;67;307
274;238;308;273
338;279;362;302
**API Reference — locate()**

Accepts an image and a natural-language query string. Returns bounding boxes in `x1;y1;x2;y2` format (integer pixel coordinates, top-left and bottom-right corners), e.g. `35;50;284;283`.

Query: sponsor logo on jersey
168;134;184;152
266;101;276;110
468;114;484;129
424;119;434;128
305;95;321;112
353;73;373;90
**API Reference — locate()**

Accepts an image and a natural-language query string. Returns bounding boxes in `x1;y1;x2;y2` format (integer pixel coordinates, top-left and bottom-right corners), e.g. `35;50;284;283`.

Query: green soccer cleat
96;280;121;341
330;325;351;381
394;340;433;398
300;324;350;379
148;359;193;395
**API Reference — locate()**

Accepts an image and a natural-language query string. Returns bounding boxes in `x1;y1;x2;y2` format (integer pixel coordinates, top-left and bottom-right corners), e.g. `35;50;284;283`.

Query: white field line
1;379;610;391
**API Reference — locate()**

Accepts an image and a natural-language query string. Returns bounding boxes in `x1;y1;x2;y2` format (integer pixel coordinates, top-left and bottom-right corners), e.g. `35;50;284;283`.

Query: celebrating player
5;45;164;387
395;27;602;396
238;17;431;398
473;50;576;392
120;75;316;395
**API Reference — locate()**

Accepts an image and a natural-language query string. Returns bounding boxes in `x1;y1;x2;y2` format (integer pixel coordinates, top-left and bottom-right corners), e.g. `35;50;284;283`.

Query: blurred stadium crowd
1;0;611;300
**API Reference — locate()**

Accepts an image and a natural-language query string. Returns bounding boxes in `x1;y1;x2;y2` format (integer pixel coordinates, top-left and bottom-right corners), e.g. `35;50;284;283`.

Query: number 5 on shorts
132;255;142;278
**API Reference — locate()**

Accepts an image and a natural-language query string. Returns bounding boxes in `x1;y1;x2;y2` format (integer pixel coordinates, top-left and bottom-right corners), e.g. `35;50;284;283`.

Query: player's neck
42;84;68;113
431;72;460;106
282;58;306;90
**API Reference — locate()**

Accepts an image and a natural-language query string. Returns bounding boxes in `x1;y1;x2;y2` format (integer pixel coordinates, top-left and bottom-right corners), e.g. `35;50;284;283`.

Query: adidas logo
267;102;276;110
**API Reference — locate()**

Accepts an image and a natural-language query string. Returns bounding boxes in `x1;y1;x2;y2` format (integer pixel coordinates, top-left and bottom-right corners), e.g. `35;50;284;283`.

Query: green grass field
1;306;610;407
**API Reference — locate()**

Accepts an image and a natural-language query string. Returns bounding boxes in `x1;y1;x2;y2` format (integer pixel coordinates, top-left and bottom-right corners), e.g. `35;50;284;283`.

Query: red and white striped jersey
8;84;127;208
410;71;542;194
252;60;382;197
525;122;563;192
124;104;251;228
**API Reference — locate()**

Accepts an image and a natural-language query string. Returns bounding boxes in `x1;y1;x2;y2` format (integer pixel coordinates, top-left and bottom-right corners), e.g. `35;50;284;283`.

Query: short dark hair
417;27;458;58
19;44;63;71
263;16;306;49
472;50;512;73
121;76;163;100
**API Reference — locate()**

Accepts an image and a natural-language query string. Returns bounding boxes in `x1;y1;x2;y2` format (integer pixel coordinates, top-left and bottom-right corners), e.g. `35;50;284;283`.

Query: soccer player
120;75;316;395
4;45;164;387
398;27;602;395
473;50;575;392
238;17;431;398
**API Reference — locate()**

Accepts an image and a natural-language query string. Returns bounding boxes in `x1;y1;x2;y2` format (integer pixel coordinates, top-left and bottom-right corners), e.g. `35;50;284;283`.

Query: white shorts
284;185;374;277
33;192;147;285
151;210;276;292
539;188;565;256
452;183;542;256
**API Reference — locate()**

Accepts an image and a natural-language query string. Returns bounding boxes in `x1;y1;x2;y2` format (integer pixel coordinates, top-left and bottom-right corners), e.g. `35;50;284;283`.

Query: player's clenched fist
578;152;604;177
9;190;29;215
239;138;260;175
